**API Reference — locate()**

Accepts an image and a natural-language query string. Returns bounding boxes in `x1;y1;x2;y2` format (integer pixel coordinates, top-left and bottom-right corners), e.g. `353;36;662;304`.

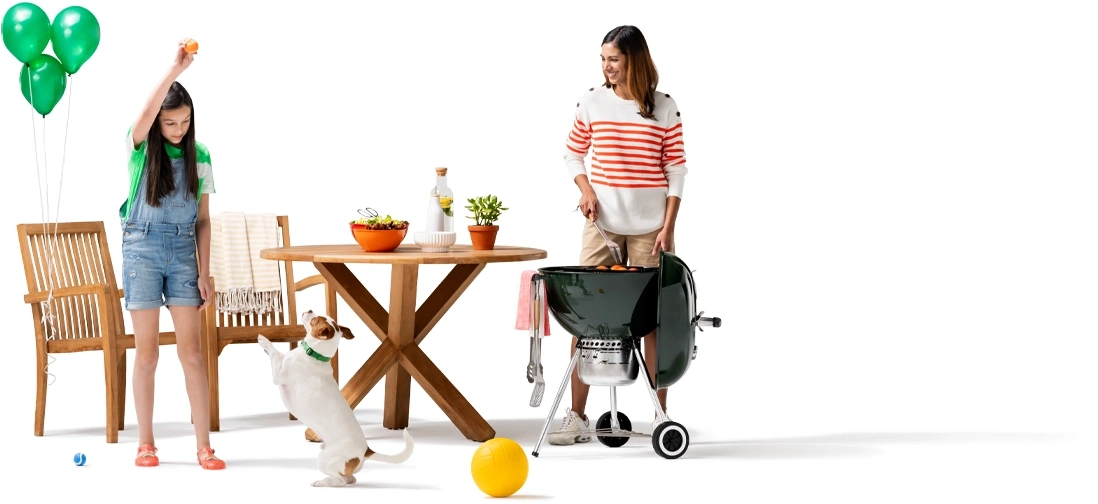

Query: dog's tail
364;428;414;464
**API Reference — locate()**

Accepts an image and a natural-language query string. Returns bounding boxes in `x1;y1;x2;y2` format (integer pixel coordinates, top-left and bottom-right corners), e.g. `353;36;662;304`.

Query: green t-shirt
120;126;216;220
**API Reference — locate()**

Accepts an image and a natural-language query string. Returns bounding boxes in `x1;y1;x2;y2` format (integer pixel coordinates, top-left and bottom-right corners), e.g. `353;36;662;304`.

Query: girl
120;41;224;470
549;25;689;446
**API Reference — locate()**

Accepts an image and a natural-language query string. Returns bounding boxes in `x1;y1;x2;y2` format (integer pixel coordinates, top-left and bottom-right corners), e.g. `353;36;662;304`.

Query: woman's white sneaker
547;408;591;445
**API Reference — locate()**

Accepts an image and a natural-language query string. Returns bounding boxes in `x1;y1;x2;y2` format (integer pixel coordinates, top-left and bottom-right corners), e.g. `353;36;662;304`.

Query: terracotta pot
468;225;499;250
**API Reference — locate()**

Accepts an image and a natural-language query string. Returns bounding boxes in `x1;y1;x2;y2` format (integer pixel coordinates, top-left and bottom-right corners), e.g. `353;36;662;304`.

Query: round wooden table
260;244;547;442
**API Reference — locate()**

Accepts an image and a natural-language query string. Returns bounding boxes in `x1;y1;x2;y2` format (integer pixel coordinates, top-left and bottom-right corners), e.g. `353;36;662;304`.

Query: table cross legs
303;261;496;443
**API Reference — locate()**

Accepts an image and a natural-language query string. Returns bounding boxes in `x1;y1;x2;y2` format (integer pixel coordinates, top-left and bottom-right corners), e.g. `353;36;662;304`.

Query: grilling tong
526;274;546;406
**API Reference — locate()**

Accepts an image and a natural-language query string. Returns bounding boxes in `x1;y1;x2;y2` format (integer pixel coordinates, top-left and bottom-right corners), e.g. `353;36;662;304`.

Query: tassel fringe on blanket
209;212;284;315
214;288;283;316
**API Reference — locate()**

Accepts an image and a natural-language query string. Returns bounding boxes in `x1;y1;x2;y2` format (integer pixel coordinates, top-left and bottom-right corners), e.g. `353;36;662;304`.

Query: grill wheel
596;411;632;448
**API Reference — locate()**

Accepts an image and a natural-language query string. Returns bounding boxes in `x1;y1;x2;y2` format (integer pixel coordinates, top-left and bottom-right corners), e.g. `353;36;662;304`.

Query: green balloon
2;2;51;64
20;53;67;116
50;6;99;74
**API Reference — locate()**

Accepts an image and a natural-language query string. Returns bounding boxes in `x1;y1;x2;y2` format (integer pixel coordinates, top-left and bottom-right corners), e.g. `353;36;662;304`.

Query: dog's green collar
301;341;330;363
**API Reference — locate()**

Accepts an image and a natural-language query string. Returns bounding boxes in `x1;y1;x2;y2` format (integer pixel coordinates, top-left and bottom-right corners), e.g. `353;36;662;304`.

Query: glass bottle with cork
427;167;454;233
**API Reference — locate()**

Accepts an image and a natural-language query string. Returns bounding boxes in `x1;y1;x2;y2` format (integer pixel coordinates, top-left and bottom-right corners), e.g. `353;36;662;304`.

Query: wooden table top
260;244;547;265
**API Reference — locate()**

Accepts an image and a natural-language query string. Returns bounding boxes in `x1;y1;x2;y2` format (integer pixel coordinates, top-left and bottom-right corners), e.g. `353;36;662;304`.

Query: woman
549;25;689;446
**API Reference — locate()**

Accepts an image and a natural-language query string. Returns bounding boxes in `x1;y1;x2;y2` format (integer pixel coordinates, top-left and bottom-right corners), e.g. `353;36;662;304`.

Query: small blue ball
73;453;86;466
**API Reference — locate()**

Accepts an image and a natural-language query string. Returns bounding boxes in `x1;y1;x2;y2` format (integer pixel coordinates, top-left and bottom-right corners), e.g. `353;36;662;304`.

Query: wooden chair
16;221;176;443
203;215;339;431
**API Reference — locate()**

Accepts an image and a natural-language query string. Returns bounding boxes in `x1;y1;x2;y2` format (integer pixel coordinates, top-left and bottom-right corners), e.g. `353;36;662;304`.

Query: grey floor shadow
229;456;408;471
48;422;196;441
216;409;379;432
40;409;386;441
359;416;552;446
702;431;1079;446
680;431;1079;460
676;441;880;459
534;431;1081;461
345;481;440;490
524;436;878;461
224;457;319;470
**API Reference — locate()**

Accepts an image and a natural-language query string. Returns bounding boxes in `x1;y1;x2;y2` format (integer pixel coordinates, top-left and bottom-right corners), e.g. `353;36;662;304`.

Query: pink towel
516;270;550;335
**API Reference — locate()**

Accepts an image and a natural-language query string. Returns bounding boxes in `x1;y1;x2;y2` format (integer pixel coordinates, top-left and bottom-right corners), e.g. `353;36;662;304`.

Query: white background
2;0;1096;501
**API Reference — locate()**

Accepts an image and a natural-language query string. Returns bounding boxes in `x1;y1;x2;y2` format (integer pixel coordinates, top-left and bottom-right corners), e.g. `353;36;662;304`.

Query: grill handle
693;311;722;331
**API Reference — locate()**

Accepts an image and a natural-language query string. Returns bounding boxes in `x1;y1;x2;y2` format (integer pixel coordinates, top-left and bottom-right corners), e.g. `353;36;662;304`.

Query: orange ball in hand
184;39;199;54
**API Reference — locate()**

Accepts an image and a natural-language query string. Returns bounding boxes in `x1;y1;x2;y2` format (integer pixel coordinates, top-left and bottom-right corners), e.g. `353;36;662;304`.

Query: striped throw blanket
209;212;283;314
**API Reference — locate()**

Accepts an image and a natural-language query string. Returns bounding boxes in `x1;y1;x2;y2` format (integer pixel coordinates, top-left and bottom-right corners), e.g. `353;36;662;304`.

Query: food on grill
594;264;638;271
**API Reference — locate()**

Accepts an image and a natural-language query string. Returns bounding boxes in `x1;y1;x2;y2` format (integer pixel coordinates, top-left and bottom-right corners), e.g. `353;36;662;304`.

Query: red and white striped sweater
564;85;688;235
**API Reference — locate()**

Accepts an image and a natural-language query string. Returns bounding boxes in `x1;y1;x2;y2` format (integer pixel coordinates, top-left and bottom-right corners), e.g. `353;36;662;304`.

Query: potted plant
465;194;508;250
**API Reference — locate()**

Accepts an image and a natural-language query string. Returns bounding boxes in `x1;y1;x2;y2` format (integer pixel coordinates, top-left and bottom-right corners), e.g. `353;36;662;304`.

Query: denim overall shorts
120;157;203;311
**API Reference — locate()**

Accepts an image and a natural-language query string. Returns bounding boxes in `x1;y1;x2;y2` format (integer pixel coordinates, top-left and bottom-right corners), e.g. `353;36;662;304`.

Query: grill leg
532;350;582;457
609;386;621;431
633;341;671;425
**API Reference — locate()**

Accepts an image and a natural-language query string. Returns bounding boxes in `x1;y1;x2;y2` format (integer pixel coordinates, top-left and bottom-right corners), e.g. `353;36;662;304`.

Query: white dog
257;310;414;487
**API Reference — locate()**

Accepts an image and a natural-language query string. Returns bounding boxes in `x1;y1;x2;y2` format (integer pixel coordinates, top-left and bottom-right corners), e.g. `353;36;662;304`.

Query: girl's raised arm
131;41;195;148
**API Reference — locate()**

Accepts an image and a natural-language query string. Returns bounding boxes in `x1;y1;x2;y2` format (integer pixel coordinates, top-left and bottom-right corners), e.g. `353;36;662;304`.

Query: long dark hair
602;25;660;120
143;81;197;207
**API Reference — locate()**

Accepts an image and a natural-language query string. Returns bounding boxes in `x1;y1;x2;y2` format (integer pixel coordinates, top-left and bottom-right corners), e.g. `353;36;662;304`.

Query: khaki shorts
578;220;675;268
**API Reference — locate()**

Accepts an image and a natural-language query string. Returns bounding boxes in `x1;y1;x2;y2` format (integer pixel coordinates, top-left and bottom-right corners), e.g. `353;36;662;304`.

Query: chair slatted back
16;221;124;341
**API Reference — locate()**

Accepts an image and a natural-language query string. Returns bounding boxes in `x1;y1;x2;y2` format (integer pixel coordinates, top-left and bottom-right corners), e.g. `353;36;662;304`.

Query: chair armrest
294;274;327;292
24;284;111;304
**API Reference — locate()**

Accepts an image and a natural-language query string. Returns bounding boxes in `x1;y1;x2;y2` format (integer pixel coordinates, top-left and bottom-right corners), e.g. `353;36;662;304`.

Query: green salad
351;214;408;230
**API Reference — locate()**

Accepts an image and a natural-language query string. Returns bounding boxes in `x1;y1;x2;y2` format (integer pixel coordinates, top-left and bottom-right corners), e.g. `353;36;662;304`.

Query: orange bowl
350;223;366;239
351;224;408;252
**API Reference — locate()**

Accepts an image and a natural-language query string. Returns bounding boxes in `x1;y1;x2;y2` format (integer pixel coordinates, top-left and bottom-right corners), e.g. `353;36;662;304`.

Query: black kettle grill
527;250;721;459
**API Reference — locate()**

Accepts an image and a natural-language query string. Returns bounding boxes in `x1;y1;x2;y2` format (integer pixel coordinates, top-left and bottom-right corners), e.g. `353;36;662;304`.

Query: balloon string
28;66;60;387
42;75;75;387
54;74;71;246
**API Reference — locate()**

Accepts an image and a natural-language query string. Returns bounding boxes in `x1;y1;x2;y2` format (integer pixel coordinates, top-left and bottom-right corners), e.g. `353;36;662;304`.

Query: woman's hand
197;275;212;311
652;228;674;255
578;189;599;222
172;39;195;74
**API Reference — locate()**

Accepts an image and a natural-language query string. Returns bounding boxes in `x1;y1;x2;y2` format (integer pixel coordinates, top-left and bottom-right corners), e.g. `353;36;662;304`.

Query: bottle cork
436;167;448;176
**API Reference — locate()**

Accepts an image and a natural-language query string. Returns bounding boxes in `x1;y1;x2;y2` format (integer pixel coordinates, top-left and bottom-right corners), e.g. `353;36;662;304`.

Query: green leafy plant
465;194;509;226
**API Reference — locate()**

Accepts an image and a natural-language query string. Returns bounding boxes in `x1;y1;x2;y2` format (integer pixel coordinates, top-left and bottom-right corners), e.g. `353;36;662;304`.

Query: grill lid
655;250;698;389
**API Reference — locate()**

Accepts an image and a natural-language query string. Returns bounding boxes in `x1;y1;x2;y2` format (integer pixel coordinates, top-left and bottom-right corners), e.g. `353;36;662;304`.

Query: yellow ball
470;437;528;497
